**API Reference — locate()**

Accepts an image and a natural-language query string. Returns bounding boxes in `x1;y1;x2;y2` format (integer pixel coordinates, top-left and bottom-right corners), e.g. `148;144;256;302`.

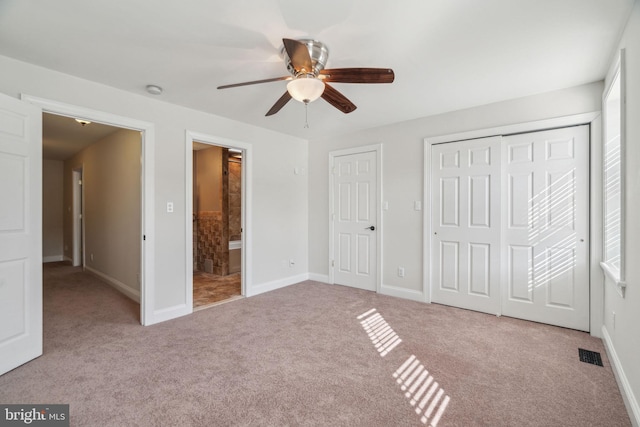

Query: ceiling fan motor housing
281;39;329;76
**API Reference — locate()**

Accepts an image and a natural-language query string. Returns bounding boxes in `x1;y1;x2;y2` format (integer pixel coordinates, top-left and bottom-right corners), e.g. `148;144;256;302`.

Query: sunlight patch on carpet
394;355;450;426
358;308;402;357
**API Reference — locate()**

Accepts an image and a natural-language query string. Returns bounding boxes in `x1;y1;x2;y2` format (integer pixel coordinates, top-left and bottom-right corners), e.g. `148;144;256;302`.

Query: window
601;49;626;295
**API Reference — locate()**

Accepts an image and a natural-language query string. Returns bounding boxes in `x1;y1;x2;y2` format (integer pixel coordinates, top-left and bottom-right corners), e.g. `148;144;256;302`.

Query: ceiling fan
217;38;395;116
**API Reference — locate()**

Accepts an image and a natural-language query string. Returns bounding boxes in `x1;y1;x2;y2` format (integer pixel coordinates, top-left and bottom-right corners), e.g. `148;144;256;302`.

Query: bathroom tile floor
193;271;242;310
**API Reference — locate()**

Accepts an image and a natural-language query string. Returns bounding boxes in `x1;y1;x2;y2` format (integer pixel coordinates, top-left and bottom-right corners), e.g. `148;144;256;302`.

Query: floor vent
578;348;603;367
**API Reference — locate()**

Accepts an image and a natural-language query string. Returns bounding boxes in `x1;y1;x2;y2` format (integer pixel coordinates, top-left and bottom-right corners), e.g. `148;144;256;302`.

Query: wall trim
85;266;140;303
308;273;330;283
43;255;64;263
380;284;425;303
247;273;309;297
150;304;192;325
426;112;600;144
20;94;155;326
602;326;640;426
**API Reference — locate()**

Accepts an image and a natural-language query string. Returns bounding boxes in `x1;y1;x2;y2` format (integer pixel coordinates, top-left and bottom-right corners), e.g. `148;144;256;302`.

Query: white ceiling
0;0;634;141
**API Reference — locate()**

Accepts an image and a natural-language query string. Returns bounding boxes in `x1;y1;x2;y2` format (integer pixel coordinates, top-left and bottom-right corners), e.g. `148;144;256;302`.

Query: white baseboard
147;303;191;325
43;255;64;263
380;284;425;303
247;273;309;297
85;266;141;303
63;256;73;263
602;325;640;427
308;273;330;283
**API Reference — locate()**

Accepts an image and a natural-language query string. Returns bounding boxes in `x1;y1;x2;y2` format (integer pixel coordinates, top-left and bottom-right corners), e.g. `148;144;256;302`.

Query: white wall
42;159;63;262
602;1;640;424
64;129;142;300
0;54;309;320
309;82;603;298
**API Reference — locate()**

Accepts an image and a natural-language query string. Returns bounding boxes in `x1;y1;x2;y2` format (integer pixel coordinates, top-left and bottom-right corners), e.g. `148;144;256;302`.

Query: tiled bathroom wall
229;160;242;241
196;211;228;275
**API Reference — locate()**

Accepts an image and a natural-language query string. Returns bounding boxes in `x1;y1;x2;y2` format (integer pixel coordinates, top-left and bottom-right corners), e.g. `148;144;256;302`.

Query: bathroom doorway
192;141;243;309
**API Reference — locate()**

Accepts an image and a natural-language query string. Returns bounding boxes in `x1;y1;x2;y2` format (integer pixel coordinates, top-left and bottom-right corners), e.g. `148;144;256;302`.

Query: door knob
365;226;375;231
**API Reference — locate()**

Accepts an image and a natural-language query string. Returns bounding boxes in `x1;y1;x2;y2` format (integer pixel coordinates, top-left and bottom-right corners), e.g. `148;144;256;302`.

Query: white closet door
501;126;589;331
431;136;502;315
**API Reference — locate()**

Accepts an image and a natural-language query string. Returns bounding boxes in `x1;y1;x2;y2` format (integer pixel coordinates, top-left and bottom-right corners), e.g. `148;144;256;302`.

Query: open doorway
42;111;143;317
192;142;243;309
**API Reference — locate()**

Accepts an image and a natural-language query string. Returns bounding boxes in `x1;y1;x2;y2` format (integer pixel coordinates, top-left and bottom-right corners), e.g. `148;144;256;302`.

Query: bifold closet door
431;136;502;315
430;126;590;331
501;125;589;331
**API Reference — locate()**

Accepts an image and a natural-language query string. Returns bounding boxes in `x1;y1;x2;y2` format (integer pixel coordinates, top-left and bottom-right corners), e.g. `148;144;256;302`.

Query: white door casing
431;136;502;315
330;149;378;291
72;168;83;267
0;93;42;375
501;126;590;330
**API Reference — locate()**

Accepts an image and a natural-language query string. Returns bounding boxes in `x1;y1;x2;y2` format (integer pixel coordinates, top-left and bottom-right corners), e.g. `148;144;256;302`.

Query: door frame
185;131;252;306
423;111;602;335
22;95;156;326
71;167;84;267
328;144;382;292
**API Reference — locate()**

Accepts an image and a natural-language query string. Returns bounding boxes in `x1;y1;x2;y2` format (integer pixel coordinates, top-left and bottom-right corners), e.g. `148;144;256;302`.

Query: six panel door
333;150;377;291
431;136;502;315
0;93;43;375
501;126;589;331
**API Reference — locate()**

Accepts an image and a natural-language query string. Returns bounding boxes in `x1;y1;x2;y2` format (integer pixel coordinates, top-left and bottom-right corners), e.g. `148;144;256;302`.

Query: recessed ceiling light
75;119;91;126
146;84;163;95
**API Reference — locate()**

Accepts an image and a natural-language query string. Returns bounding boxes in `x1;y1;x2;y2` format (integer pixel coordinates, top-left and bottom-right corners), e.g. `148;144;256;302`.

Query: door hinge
143;235;146;241
78;179;82;185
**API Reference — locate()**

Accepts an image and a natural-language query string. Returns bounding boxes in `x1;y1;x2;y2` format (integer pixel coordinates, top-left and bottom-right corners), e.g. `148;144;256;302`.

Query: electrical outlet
397;267;405;278
90;253;94;261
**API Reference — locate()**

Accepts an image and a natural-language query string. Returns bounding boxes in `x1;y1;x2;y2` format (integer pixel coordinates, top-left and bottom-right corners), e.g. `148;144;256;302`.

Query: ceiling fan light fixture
287;75;324;104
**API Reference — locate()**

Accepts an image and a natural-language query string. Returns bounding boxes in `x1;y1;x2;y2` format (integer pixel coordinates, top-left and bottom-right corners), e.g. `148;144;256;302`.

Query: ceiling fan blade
218;76;290;90
265;91;292;116
283;38;313;74
320;68;395;84
321;83;357;114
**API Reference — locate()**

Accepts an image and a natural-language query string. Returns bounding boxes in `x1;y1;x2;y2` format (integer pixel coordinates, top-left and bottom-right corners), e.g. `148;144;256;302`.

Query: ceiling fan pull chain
304;101;310;128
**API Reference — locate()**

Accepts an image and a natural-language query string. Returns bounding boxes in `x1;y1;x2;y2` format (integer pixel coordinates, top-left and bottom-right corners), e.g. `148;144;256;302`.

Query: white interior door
431;136;502;315
332;150;377;291
502;126;589;331
0;93;43;375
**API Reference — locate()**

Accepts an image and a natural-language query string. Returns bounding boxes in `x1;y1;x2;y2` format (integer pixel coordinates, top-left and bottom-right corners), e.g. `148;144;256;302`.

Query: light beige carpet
0;263;631;426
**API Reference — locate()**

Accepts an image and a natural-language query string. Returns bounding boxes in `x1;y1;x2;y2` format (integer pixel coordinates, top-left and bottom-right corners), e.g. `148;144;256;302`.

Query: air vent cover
578;348;603;366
